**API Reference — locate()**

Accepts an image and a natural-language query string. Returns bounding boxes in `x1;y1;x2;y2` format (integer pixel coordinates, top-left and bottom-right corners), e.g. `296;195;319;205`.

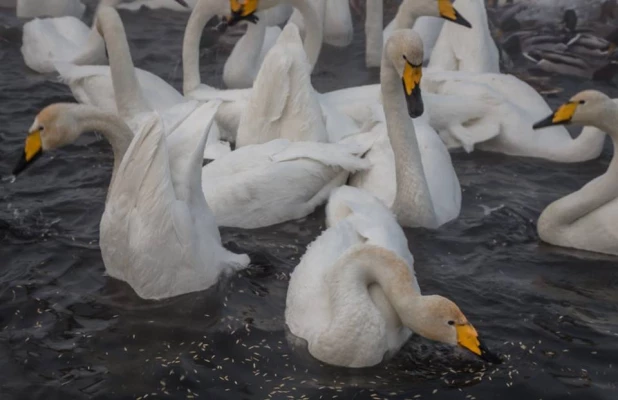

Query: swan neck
286;0;323;70
326;246;423;331
96;8;150;118
540;103;618;230
394;0;419;30
380;57;437;227
72;105;134;196
183;0;217;94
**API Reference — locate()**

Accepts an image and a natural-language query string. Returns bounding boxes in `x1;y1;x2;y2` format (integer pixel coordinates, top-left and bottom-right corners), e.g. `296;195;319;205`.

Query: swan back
236;23;328;148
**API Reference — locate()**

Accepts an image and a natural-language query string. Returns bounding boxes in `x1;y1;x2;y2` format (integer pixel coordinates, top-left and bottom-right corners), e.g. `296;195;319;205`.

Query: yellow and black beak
226;0;259;26
456;323;501;363
533;101;579;129
438;0;472;28
13;129;43;175
402;58;424;118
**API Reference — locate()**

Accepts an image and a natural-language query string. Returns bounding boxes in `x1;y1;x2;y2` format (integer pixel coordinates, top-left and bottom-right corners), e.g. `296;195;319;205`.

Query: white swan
222;5;293;89
533;90;618;256
11;101;249;300
344;30;461;229
234;23;329;147
20;0;187;74
422;70;606;162
285;186;496;367
364;0;471;68
53;5;188;115
428;0;500;73
16;0;84;18
225;0;324;74
288;0;353;47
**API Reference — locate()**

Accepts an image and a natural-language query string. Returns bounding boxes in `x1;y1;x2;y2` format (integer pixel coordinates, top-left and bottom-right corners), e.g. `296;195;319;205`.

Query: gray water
1;4;618;400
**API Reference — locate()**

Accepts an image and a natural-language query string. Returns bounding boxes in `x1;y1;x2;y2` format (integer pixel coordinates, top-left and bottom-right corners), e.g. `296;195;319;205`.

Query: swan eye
448;320;455;326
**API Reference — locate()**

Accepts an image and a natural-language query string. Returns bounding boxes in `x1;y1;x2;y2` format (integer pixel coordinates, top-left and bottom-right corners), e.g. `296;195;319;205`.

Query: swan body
428;0;500;73
533;90;618;256
285;186;491;367
12;102;249;300
202;135;372;229
21;16;105;73
222;5;295;89
349;105;461;227
235;23;328;147
16;0;84;18
55;61;186;114
423;70;606;162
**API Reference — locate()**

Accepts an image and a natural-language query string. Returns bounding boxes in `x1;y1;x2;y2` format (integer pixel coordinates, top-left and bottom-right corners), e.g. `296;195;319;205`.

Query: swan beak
456;323;501;363
173;0;189;7
226;0;260;26
402;61;424;118
438;0;472;28
533;102;578;129
13;129;43;175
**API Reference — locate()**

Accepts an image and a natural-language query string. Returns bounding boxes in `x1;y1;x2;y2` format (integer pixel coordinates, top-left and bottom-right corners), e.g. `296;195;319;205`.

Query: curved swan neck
96;7;150;119
365;0;384;67
540;102;618;230
394;0;421;31
182;0;218;94
326;246;435;336
285;0;323;70
380;55;437;228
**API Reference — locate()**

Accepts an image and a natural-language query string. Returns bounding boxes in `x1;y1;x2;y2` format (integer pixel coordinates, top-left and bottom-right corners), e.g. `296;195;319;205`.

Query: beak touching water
226;0;260;26
438;0;472;28
456;323;502;364
13;129;43;176
533;102;578;129
402;58;424;118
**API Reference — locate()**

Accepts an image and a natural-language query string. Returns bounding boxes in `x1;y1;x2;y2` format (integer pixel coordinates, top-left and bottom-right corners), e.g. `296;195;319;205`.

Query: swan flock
8;0;618;370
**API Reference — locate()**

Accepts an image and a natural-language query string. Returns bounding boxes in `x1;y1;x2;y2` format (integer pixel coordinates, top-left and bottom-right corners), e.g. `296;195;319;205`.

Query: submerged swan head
402;294;498;362
533;90;613;129
13;104;85;175
385;30;425;118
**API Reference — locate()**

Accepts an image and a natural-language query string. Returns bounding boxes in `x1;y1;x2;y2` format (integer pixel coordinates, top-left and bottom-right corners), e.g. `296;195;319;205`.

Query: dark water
1;4;618;400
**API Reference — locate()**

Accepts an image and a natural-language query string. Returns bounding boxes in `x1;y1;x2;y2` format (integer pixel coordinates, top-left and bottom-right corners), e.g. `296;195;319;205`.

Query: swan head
13;104;82;175
385;30;425;118
533;90;612;129
406;295;500;363
405;0;472;28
